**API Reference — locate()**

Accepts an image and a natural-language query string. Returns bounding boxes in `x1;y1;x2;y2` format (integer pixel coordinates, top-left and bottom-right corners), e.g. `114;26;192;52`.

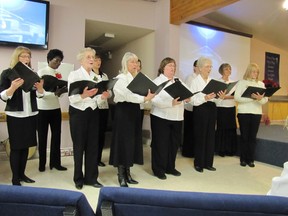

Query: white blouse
37;66;61;110
68;66;106;111
150;74;184;121
113;72;145;104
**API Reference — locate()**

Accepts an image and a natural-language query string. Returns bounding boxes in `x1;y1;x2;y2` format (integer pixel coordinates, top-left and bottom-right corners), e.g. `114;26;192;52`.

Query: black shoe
118;177;128;187
39;166;45;172
194;166;203;173
12;181;21;186
126;177;139;184
20;175;35;183
166;169;181;176
98;161;106;167
75;183;83;190
240;161;247;167
218;153;225;157
248;162;255;168
50;165;67;171
155;173;167;180
205;166;216;171
86;181;103;188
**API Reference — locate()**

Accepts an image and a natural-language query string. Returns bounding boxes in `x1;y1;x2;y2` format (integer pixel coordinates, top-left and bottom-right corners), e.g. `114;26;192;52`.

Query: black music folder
10;62;40;92
127;72;167;96
202;79;228;95
241;86;280;98
41;75;68;92
68;79;117;96
164;80;193;101
226;81;238;93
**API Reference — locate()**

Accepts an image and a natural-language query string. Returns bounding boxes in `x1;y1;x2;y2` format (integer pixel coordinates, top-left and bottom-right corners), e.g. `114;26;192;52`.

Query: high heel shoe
50;165;67;171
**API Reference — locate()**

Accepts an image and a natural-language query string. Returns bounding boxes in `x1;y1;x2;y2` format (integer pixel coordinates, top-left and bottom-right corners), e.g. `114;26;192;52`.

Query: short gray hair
76;47;96;61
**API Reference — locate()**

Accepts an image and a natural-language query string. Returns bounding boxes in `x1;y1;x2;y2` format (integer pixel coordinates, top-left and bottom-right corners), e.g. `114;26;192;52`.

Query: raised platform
238;124;288;167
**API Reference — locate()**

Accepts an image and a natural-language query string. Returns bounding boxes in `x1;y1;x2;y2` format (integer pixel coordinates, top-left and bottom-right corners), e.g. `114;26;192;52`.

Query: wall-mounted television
0;0;49;49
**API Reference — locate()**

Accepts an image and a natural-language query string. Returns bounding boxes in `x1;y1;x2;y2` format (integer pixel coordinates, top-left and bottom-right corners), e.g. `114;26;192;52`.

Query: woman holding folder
215;63;237;157
234;63;268;168
109;52;155;187
68;47;109;190
37;49;67;172
150;57;190;180
189;56;225;173
0;46;45;186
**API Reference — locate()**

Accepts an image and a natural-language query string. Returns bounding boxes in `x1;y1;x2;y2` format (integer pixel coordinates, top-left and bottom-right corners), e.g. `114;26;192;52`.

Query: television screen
0;0;49;49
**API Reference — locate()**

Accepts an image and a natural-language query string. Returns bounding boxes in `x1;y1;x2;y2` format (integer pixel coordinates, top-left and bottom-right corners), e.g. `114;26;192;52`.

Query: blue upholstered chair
0;184;95;216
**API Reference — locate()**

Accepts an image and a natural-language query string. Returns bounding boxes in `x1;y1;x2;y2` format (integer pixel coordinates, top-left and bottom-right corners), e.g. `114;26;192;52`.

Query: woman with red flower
37;49;67;172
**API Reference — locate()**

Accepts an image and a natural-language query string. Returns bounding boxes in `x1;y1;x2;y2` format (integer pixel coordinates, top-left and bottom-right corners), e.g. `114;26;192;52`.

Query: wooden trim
187;20;253;38
170;0;239;25
0;112;70;122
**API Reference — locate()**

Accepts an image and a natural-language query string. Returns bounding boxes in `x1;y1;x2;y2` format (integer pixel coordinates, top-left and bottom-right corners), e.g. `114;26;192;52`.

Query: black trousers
237;113;261;163
98;108;109;163
38;108;62;168
10;148;28;183
150;114;182;176
193;102;217;168
182;110;194;157
69;106;99;185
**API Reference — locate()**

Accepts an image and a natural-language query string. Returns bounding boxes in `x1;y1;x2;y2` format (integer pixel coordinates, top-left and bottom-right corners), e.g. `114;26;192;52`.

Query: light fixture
283;0;288;10
91;33;115;46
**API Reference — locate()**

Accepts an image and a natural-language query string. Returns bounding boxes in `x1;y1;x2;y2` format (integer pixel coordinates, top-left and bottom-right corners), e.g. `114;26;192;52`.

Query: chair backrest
96;187;288;216
0;184;95;216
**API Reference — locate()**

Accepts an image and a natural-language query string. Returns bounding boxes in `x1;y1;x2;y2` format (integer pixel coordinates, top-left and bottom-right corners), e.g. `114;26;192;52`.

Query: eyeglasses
19;55;31;59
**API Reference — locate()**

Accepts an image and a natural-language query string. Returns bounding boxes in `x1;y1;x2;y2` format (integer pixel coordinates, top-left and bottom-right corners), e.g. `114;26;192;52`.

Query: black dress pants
38;109;62;168
69;106;99;185
237;113;261;163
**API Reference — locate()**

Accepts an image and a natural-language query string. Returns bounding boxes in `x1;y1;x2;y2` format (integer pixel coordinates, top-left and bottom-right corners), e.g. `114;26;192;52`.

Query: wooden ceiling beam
170;0;239;25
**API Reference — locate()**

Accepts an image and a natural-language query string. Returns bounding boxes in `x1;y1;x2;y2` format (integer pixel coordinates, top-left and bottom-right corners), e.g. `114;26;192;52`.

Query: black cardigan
0;68;38;112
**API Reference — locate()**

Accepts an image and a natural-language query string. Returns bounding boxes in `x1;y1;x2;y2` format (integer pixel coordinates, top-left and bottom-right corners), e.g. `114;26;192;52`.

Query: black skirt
6;115;37;150
109;102;143;167
215;107;237;155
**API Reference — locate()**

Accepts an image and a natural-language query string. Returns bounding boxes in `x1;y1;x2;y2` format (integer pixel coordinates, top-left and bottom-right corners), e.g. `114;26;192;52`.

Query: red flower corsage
55;73;62;79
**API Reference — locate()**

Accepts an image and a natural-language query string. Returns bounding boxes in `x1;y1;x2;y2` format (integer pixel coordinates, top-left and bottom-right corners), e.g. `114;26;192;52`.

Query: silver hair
197;56;212;69
120;52;138;74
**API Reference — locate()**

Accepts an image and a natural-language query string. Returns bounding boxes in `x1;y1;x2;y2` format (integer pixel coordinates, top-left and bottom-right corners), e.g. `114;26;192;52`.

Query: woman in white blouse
109;52;155;187
189;56;225;173
234;63;268;168
0;46;44;186
215;63;237;157
150;57;190;180
68;47;109;190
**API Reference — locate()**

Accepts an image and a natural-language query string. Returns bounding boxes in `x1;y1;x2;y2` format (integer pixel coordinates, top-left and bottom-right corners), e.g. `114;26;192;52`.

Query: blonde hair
10;46;32;68
120;52;138;74
243;63;260;81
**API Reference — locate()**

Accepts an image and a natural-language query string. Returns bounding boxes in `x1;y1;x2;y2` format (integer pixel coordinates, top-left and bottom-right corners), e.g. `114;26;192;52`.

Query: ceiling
84;0;288;55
